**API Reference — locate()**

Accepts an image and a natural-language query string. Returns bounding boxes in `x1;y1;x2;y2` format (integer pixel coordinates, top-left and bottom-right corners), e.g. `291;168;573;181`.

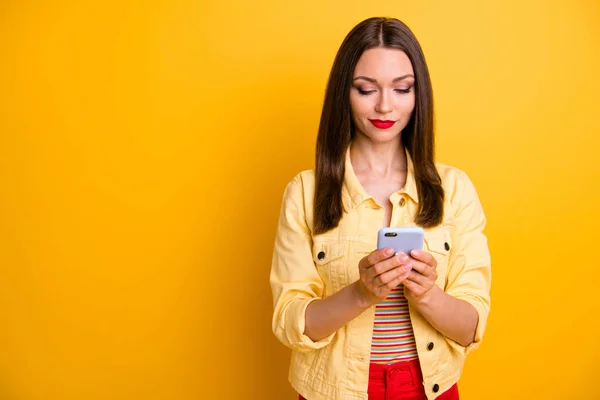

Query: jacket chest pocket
423;228;453;290
312;241;346;296
345;241;377;288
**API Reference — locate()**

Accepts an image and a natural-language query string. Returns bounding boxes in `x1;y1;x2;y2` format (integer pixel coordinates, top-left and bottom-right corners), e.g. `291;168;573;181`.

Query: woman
270;17;491;400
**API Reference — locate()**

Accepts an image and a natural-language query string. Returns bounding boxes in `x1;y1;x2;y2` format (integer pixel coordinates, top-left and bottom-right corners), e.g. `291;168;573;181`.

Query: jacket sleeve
270;175;336;352
445;170;492;355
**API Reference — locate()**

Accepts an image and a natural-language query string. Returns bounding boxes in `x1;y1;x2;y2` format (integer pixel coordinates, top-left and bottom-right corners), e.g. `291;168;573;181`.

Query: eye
357;88;376;95
395;87;413;94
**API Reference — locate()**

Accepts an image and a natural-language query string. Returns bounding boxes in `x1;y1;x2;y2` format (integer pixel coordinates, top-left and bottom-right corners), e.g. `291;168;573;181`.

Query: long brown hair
313;17;444;235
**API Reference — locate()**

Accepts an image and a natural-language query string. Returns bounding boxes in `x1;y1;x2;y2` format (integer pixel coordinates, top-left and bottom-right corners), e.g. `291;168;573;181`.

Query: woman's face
349;48;416;142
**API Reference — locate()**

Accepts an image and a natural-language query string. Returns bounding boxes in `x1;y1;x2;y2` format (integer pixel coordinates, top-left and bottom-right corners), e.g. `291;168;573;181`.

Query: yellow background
1;0;599;399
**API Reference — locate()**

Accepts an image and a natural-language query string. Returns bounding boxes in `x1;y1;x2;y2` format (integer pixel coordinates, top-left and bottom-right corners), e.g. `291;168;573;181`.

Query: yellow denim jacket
270;147;491;400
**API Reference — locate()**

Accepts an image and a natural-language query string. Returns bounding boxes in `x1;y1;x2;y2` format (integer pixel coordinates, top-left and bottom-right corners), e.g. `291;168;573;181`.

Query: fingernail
411;249;419;257
397;254;408;262
404;263;412;271
385;248;394;256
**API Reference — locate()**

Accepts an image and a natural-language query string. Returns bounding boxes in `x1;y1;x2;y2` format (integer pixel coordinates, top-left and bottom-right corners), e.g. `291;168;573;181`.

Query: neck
349;135;407;178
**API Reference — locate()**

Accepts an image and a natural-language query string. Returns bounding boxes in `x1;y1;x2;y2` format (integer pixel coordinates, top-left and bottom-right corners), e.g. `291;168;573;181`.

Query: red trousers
298;358;459;400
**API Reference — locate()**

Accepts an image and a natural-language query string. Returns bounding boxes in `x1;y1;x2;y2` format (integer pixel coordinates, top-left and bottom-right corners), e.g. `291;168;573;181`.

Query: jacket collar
342;143;419;211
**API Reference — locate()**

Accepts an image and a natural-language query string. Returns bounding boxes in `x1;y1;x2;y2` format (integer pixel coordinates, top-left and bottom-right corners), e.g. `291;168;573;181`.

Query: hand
353;248;413;307
403;249;438;304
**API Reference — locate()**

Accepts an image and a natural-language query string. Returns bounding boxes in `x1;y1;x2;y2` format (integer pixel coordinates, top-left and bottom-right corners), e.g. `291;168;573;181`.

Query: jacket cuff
285;298;336;352
447;293;489;356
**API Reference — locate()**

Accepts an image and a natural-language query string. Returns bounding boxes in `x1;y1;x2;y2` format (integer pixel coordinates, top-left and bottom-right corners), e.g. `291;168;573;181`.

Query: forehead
353;48;414;80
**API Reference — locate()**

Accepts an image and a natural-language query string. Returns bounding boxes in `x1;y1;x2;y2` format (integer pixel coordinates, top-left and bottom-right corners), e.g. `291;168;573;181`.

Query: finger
379;267;411;290
408;261;438;283
406;270;429;287
407;259;434;277
403;278;419;293
360;248;394;269
409;249;437;268
367;253;410;280
375;264;412;286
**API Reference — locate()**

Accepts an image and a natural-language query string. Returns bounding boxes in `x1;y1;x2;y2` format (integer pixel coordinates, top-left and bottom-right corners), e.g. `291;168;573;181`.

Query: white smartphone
377;227;424;257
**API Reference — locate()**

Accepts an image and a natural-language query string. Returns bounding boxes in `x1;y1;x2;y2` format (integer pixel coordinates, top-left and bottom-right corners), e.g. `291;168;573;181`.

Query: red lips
369;119;396;129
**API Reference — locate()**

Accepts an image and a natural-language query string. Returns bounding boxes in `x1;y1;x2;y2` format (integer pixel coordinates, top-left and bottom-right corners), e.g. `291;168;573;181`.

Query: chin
361;129;403;143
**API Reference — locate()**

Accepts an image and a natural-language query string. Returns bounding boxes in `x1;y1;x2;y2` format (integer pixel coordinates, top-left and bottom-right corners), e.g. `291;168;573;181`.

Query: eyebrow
353;74;415;83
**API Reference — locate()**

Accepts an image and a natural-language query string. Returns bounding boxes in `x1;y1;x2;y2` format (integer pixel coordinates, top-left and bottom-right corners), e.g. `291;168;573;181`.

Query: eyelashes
357;87;413;95
357;89;375;95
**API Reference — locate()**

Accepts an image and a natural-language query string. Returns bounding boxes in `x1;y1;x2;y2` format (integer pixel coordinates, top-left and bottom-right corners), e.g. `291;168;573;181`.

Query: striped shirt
369;284;418;364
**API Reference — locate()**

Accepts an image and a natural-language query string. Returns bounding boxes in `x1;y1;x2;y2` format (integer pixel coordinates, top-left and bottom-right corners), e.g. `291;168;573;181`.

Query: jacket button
317;251;325;260
444;242;450;251
433;384;440;393
399;197;406;206
427;342;434;351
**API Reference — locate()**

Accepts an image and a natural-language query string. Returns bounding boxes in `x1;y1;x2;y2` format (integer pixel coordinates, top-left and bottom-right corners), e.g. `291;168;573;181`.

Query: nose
375;90;392;114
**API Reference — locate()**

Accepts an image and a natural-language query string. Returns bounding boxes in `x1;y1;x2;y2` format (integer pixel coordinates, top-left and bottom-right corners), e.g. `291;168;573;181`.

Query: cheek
349;94;372;119
388;99;414;124
398;94;416;113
